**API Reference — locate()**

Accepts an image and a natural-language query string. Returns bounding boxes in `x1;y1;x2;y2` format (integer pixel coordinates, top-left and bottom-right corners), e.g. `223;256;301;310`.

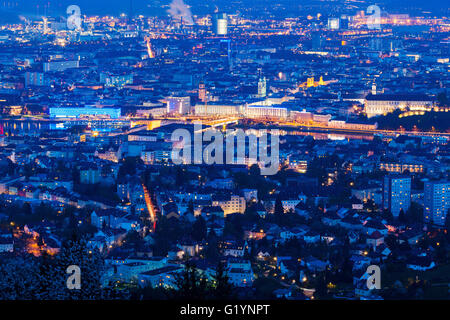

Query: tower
129;0;133;22
199;82;206;102
213;13;228;35
219;39;232;69
43;17;48;34
257;69;266;98
319;76;325;86
311;31;324;50
371;82;377;95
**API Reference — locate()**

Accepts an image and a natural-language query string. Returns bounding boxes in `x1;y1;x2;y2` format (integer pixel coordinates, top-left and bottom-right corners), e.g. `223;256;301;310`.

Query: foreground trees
0;237;126;300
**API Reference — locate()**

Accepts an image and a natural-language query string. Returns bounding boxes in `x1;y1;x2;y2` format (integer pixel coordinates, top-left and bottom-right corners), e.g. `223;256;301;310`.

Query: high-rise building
213;13;228;35
383;175;411;217
327;18;340;30
166;96;191;115
340;15;349;29
311;31;324;50
198;82;207;102
219;39;232;69
43;17;49;34
25;72;45;87
424;181;450;226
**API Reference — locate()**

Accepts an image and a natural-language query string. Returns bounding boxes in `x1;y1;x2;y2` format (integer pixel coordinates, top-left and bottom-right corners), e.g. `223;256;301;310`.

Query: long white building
364;94;433;118
194;103;288;119
194;103;243;116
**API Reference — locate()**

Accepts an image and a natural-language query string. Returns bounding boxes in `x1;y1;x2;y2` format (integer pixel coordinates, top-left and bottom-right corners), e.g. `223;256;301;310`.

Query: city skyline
0;0;449;308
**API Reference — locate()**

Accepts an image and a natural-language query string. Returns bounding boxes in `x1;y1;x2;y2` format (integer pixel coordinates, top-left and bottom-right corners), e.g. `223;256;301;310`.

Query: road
142;184;157;231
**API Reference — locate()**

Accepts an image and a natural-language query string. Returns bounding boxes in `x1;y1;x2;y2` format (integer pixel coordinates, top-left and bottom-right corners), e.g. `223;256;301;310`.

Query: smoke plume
167;0;193;25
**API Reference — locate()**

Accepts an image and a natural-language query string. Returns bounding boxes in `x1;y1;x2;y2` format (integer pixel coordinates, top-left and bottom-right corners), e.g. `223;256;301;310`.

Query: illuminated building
135;106;166;118
291;110;314;123
80;165;100;184
328;120;378;130
140;150;171;164
49;107;121;119
313;114;332;124
198;82;207;102
379;163;423;173
100;73;133;88
213;13;228;35
424;181;450;226
195;103;243;116
137;266;183;288
212;195;246;216
25;72;45;87
128;131;158;142
383;175;411;217
364;94;433;118
328;18;340;30
44;60;79;72
166;96;191;115
244;106;288;119
257;76;267;98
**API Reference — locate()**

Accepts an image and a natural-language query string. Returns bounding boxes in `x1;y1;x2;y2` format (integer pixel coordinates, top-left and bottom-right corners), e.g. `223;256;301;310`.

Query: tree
173;262;209;300
192;216;207;242
249;164;261;177
117;157;143;178
274;195;284;216
0;257;41;299
382;209;394;222
205;235;220;263
437;92;449;107
0;237;126;300
223;215;244;241
22;202;32;215
407;202;423;225
398;209;406;224
313;272;329;300
212;261;234;299
41;237;105;299
243;207;259;224
175;167;187;186
445;209;450;231
187;200;194;215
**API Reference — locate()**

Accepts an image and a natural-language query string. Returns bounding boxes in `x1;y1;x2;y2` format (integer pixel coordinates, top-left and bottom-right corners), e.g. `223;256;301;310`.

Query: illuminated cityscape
0;0;449;306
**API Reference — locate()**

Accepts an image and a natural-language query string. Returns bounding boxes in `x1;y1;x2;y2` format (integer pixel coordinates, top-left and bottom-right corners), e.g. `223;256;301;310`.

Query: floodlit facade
49;107;121;119
364;94;433;118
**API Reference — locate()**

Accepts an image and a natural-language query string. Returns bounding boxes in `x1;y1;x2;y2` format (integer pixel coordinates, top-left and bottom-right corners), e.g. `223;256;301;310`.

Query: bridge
202;118;240;128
